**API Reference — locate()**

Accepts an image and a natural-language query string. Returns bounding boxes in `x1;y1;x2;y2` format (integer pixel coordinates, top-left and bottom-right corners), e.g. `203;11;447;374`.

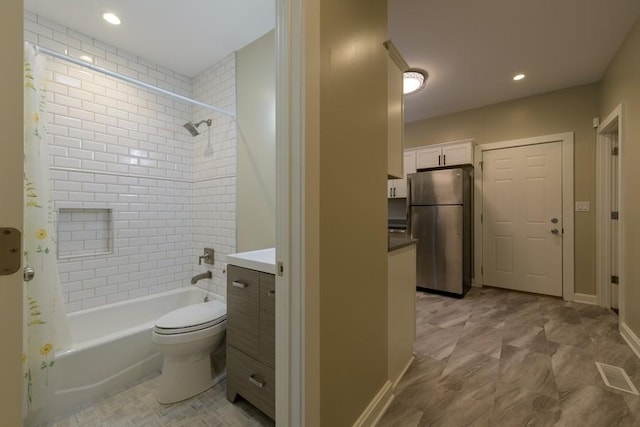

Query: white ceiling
391;0;640;122
24;0;276;78
25;0;640;123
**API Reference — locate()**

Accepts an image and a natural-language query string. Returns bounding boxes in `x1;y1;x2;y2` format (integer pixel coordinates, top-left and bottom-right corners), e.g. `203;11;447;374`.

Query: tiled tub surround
25;13;237;311
378;288;640;427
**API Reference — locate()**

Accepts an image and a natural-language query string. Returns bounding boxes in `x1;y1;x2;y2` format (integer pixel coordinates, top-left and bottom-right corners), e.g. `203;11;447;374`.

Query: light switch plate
576;201;591;212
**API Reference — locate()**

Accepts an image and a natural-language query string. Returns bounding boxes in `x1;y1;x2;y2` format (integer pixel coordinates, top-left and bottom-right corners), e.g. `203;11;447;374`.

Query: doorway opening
596;104;624;319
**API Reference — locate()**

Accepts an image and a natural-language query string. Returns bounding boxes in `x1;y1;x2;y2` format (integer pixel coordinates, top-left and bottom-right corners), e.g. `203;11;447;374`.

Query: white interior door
482;142;563;296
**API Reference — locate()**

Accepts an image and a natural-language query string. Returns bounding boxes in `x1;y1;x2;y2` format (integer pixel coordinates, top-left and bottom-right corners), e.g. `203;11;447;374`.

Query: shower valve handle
198;248;215;265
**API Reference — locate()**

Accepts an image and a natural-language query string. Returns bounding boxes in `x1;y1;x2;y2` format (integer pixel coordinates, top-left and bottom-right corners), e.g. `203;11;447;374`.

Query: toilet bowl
152;299;227;404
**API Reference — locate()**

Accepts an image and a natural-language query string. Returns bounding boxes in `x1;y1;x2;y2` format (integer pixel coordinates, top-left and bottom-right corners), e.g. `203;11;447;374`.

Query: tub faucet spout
191;271;212;284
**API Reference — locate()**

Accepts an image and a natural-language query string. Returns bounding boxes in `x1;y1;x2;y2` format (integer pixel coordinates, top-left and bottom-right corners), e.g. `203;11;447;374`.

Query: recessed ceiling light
403;69;428;95
102;12;121;26
513;73;526;81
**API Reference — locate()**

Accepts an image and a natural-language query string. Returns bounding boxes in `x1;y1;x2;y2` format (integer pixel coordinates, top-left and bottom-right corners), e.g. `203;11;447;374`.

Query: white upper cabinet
388;150;416;198
385;41;409;179
415;139;474;169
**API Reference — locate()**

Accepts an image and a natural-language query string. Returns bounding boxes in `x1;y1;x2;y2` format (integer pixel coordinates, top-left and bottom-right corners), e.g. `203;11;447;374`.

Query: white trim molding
275;0;306;425
573;293;598;305
391;356;415;391
595;104;624;315
352;380;394;427
473;132;575;301
621;322;640;360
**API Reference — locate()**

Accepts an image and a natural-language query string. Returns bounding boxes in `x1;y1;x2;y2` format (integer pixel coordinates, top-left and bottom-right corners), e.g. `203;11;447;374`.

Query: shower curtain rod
28;43;236;119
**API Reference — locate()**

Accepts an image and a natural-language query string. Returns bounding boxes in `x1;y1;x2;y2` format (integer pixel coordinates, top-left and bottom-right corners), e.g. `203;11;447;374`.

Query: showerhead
183;119;212;136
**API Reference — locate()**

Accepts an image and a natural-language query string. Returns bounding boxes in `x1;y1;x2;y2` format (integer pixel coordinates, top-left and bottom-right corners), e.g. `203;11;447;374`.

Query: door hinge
277;261;284;277
611;211;619;220
612;147;619;156
611;275;619;284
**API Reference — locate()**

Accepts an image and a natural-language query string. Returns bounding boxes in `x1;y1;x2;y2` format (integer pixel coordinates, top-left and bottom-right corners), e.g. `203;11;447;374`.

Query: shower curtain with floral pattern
23;45;71;419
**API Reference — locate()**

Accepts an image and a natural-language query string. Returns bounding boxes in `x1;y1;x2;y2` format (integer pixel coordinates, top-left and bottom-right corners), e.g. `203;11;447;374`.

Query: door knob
551;228;559;235
23;267;35;282
550;218;559;224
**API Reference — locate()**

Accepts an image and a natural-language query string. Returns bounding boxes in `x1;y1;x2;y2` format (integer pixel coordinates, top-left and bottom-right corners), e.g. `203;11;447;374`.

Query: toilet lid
154;300;226;335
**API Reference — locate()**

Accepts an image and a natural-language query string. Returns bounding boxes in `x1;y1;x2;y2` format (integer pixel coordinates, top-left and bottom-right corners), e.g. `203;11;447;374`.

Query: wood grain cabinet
226;265;275;419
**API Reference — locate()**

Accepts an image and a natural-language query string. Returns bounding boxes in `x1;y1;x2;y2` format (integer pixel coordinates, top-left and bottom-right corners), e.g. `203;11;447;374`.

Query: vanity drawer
227;265;259;357
259;273;276;368
227;346;275;419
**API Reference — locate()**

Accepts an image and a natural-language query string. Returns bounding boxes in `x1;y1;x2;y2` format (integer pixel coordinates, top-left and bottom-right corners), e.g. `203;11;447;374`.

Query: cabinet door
387;55;404;179
227;265;260;357
387;180;396;198
259;273;276;368
442;142;472;166
415;146;442;169
394;150;416;198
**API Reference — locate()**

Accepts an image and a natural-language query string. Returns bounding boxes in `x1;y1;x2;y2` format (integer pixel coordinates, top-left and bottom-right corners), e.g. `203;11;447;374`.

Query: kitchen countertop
388;235;418;252
227;248;276;275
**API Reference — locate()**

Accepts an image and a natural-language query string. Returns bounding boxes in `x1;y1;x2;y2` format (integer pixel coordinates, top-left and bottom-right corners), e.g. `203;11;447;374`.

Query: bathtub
50;286;222;419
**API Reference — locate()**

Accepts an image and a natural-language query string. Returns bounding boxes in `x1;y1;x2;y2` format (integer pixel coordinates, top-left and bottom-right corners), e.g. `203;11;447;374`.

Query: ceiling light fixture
513;73;526;81
102;12;121;26
403;69;427;95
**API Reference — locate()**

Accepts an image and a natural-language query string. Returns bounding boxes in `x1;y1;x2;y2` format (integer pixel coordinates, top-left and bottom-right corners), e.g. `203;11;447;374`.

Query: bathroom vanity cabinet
226;264;275;420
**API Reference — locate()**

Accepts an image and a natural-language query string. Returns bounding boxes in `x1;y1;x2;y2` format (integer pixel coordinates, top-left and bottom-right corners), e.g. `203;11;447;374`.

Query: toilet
152;299;227;404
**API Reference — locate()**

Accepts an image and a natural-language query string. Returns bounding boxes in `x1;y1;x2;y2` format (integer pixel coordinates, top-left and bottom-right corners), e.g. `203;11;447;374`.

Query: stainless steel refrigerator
408;166;473;296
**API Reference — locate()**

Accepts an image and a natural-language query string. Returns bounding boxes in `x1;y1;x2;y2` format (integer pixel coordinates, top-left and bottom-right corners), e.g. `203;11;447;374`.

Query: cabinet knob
232;281;248;288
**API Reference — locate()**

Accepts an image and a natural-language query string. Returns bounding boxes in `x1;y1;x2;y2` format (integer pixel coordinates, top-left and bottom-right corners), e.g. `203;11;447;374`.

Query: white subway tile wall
25;13;237;312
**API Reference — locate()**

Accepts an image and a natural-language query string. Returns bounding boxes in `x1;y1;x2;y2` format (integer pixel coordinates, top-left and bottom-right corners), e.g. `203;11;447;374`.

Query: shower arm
195;119;212;128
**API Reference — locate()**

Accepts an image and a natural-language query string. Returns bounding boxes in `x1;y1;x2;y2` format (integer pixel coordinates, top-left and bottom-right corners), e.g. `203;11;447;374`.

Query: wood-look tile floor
49;376;275;427
378;287;640;427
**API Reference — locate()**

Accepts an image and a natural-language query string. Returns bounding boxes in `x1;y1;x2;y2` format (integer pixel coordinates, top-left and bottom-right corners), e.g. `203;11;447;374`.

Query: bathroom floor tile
49;377;274;427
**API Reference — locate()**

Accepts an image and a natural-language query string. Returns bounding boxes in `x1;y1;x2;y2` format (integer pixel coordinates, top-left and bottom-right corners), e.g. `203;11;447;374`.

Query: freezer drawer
411;205;464;294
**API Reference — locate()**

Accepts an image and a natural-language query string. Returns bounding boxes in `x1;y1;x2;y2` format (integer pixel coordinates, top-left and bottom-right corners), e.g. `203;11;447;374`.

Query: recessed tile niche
57;208;113;259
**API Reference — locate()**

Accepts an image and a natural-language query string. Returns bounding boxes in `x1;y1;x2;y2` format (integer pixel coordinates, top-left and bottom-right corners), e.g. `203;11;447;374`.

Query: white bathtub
50;286;222;419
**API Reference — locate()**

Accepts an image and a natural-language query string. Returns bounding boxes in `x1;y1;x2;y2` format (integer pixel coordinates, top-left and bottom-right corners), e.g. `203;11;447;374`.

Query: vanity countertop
227;248;276;275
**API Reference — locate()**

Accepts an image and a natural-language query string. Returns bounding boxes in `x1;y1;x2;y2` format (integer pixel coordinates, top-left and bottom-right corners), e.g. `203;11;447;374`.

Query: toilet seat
154;300;226;335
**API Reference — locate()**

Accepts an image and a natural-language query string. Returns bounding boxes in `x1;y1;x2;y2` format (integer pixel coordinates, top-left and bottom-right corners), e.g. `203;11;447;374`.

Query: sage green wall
405;84;600;295
600;17;640;336
303;0;389;424
236;31;276;252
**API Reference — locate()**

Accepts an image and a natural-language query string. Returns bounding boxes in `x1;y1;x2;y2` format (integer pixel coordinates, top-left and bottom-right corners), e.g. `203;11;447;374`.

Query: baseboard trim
621;322;640;360
573;293;598;305
352;380;393;427
391;356;415;391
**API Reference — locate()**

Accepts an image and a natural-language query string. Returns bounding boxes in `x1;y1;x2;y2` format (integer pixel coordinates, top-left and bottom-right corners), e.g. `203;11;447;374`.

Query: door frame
473;132;575;300
595;104;624;317
275;0;308;424
0;0;25;424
